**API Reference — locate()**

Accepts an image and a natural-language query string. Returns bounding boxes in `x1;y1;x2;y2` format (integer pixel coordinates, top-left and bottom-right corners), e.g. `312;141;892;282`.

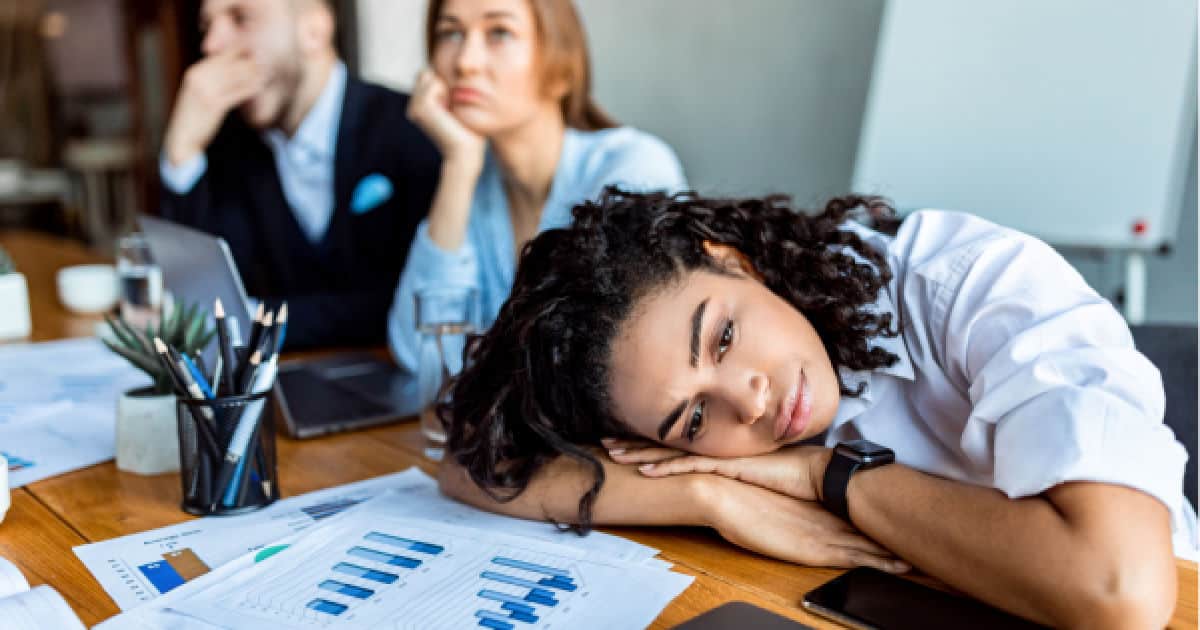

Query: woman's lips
776;368;812;442
450;87;485;104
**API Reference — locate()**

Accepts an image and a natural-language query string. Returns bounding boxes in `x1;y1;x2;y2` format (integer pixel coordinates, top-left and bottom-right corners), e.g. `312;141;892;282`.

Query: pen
237;303;266;388
180;354;215;400
214;299;239;398
238;349;263;396
234;421;266;506
213;355;278;509
236;307;272;391
273;302;288;354
212;354;223;396
153;339;221;461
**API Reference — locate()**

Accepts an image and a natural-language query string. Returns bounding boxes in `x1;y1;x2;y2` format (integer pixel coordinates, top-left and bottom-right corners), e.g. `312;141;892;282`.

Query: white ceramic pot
116;387;180;475
0;272;31;341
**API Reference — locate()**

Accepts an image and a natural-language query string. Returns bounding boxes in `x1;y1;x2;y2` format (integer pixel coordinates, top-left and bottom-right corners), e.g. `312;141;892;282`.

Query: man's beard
240;59;303;131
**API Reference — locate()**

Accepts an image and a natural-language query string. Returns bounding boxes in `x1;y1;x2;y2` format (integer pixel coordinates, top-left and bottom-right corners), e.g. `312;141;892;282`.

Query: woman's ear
702;241;763;281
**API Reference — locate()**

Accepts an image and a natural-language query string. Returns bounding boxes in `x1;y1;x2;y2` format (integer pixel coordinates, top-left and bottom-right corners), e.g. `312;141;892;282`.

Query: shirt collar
263;61;347;159
828;220;916;431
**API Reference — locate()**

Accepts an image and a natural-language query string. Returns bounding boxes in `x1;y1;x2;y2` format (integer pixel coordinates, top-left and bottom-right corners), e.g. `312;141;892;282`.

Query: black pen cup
176;389;279;516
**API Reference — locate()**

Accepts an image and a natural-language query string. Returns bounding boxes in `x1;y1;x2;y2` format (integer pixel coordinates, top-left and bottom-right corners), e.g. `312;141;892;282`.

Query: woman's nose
454;31;486;77
726;371;769;426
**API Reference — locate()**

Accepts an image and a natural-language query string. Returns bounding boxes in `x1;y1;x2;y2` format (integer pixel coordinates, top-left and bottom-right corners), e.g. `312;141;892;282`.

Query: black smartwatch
821;439;895;524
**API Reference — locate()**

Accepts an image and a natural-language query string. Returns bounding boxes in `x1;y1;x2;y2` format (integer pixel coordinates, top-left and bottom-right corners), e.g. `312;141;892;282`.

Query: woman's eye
488;27;512;41
717;321;734;358
434;28;462;42
686;402;704;442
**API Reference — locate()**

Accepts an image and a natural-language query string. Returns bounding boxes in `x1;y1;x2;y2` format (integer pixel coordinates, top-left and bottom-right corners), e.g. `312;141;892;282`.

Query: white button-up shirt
160;62;347;244
830;210;1197;558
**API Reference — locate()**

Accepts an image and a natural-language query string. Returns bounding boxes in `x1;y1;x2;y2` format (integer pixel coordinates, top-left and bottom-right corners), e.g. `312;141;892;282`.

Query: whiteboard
853;0;1197;250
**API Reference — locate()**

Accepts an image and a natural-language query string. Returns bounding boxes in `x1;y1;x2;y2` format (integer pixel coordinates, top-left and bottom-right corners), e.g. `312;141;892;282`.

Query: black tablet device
673;601;814;629
802;568;1047;630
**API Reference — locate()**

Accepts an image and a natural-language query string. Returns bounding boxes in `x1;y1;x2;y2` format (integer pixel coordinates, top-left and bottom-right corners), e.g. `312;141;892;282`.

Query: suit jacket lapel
325;76;366;257
237;127;320;290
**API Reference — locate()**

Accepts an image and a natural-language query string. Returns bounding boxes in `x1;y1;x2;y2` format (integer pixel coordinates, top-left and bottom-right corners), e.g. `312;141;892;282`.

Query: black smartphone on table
802;568;1048;630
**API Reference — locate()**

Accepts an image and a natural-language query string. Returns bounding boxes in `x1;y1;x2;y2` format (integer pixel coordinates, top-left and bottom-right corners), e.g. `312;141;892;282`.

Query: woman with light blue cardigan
388;0;686;381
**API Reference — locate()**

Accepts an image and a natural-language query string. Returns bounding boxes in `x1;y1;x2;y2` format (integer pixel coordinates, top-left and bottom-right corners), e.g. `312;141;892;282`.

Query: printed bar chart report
168;506;694;630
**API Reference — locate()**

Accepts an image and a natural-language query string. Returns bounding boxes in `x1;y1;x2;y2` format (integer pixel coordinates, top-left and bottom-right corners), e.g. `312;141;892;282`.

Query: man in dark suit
160;0;439;349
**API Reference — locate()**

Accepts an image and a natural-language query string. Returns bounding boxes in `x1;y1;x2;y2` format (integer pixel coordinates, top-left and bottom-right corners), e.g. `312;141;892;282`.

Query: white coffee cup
0;454;9;525
56;264;119;314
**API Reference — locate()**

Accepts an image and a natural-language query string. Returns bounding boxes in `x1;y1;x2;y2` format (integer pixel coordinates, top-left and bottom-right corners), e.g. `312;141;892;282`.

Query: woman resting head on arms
389;0;685;378
440;189;1192;629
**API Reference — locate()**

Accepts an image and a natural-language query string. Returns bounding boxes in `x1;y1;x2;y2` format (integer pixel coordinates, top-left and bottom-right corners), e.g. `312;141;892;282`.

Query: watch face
836;439;895;464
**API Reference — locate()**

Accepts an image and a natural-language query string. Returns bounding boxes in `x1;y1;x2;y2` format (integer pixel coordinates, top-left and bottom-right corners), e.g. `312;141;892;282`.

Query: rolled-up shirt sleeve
159;152;208;195
939;233;1189;535
387;219;479;378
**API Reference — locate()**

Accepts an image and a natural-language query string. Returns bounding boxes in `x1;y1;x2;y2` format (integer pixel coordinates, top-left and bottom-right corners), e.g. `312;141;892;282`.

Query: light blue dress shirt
387;126;687;393
159;62;347;244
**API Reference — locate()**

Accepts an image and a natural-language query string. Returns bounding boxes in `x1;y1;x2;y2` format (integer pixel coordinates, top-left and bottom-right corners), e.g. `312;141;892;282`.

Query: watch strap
822;451;859;524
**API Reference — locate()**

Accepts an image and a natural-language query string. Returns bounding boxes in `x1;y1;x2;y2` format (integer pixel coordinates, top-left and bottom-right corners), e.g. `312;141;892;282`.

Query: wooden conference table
0;229;1195;629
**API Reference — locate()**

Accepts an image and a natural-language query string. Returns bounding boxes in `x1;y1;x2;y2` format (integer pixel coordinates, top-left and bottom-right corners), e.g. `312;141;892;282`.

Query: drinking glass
414;286;479;461
116;233;163;328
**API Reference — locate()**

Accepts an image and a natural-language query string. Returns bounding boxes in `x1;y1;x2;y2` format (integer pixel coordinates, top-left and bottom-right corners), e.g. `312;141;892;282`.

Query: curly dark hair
442;188;900;531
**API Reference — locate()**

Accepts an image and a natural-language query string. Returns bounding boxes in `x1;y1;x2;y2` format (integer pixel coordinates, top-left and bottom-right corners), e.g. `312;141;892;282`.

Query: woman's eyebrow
657;400;687;441
690;298;708;368
656;297;711;441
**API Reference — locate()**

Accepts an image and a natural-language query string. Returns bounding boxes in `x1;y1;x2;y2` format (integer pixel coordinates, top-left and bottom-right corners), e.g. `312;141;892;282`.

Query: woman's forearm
438;451;715;527
831;456;1177;629
426;158;482;252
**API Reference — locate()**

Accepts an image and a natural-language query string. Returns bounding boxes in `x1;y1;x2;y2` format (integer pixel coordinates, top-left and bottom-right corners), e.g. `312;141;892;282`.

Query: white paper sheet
76;468;660;612
0;556;86;630
0;556;29;599
0;337;149;487
0;586;86;630
102;493;691;630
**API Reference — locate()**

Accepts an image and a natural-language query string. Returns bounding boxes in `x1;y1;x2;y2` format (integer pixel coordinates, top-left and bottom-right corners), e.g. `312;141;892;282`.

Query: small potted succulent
102;302;214;475
0;246;31;340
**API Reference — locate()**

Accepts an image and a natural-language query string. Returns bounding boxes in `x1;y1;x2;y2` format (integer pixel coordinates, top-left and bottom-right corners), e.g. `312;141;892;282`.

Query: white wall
357;0;426;90
576;0;884;204
356;0;1196;324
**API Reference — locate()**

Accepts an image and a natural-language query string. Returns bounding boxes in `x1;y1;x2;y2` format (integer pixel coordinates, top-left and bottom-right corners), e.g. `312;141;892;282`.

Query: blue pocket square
350;173;394;214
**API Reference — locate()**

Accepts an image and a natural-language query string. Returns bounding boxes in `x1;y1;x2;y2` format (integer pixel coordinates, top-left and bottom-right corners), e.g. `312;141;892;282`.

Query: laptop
139;215;419;439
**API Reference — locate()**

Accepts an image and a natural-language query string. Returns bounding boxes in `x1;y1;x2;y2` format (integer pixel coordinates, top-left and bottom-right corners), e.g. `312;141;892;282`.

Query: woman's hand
406;69;486;171
605;439;830;503
700;476;909;573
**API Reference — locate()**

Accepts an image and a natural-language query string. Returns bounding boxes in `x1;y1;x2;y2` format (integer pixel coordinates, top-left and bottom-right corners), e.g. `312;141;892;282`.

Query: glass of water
414;286;479;461
116;233;162;329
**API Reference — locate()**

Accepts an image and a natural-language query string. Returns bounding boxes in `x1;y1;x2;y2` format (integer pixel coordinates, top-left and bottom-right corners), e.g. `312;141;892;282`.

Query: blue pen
273;302;288;354
180;354;215;399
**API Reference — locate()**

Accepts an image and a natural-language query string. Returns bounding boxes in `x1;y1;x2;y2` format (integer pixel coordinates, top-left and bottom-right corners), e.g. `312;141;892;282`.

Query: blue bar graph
364;531;444;555
475;558;577;628
478;589;530;607
492;556;570;578
477;609;538;625
306;598;348;616
502;602;537;616
332;562;398;584
537;575;577;591
137;561;185;594
525;592;558;607
481;571;551;592
348;546;421;569
318;579;373;599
